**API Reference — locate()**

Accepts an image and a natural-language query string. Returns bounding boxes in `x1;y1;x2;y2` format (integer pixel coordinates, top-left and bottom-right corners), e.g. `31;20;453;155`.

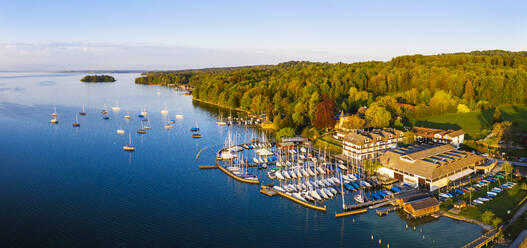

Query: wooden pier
260;188;278;197
461;228;501;248
376;206;398;216
198;165;218;169
217;165;260;184
335;209;368;218
343;198;389;211
275;191;327;212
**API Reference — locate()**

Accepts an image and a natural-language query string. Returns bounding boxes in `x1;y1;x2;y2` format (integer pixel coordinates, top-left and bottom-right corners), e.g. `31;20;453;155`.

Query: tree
313;97;336;130
493;108;502;123
492;217;502;227
275;127;295;142
403;131;416;145
340;114;366;130
520;183;527;191
502;161;513;182
481;211;495;224
365;104;391;128
457;104;470;113
464;79;474;101
364;160;381;176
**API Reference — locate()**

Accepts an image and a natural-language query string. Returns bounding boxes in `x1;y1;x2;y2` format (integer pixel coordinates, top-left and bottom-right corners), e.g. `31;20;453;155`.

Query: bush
492;217;503;227
482;210;495;224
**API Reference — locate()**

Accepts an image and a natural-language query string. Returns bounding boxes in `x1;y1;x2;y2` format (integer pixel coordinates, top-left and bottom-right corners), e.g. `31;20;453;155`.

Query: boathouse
378;144;486;191
403;197;439;218
412;126;465;148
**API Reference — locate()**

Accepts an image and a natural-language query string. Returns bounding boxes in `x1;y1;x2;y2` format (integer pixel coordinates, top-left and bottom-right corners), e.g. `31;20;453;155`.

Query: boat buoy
387;243;389;248
405;224;408;229
413;226;416;231
422;235;425;239
420;228;422;232
379;239;381;245
371;234;374;240
352;218;355;223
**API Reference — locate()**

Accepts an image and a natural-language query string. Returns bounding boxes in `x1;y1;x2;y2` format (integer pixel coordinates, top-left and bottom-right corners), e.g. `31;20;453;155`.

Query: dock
376;206;398;216
461;228;501;248
199;165;218;169
275;191;327;212
260;188;278;197
343;198;389;211
335;209;368;218
217;165;260;184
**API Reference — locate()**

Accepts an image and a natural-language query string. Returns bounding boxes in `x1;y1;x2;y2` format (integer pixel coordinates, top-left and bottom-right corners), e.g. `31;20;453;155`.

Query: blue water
0;72;483;247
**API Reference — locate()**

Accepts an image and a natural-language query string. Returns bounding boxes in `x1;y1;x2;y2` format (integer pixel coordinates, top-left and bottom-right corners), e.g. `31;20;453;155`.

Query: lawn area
313;134;342;155
441;178;527;224
413;104;527;140
504;210;527;241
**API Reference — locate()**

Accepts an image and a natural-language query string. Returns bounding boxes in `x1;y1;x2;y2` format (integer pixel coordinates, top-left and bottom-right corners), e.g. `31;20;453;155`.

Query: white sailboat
112;101;120;112
161;103;168;115
123;133;135;151
51;106;57;117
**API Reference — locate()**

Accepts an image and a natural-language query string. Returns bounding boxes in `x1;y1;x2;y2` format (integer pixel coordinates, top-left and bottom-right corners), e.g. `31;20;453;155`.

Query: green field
413;104;527;139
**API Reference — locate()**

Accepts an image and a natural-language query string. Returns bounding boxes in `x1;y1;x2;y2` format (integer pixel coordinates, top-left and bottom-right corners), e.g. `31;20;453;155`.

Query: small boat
192;133;202;138
354;192;365;203
101;104;108;115
164;124;173;129
216;120;227;126
190;121;200;132
50;118;59;124
124;112;131;119
137;122;147;134
123;134;135;151
161;103;168;115
79;105;86;115
116;129;125;134
169;120;175;124
72;115;80;127
267;171;276;179
103;115;110;120
112;106;120;112
51;107;58;117
175;114;183;119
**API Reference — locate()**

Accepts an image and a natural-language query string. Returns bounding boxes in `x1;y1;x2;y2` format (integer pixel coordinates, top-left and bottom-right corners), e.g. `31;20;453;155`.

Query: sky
0;0;526;71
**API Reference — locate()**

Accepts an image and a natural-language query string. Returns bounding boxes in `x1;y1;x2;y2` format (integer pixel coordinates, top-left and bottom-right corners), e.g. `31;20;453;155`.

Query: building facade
412;126;465;148
378;144;486;191
340;128;403;161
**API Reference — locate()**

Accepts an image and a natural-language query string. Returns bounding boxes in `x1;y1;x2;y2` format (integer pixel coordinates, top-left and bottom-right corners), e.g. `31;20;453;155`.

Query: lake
0;72;483;247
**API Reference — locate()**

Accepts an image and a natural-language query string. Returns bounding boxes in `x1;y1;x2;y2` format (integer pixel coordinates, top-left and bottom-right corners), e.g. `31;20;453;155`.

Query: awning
448;169;474;181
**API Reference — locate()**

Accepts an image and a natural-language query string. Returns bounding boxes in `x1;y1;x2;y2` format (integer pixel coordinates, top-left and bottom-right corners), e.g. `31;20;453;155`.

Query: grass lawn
413;104;527;140
441;178;527;223
504;210;527;241
313;134;342;155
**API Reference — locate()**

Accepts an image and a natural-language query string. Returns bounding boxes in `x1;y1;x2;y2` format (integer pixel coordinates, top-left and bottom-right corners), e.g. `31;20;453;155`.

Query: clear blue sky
0;0;525;70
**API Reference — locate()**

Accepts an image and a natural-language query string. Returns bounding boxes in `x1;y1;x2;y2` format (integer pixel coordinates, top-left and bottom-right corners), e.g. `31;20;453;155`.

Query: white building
340;128;403;161
412;126;465;148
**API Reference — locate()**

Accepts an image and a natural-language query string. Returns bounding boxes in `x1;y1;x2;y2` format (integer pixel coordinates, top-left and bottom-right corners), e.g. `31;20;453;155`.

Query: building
378;144;486;191
403;197;439;218
340;128;404;161
412;126;465;148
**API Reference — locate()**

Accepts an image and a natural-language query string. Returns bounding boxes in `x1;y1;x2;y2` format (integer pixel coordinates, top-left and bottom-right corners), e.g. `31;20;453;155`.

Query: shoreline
191;97;252;115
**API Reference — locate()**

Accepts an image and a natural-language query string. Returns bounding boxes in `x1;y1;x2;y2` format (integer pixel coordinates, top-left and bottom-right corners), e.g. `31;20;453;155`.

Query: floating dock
335;208;368;218
275;191;327;212
376;206;398;216
260;188;278;197
198;165;218;169
217;165;260;184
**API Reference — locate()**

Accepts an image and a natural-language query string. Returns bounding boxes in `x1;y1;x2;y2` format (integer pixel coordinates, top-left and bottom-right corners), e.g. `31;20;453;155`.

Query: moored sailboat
123;133;135;151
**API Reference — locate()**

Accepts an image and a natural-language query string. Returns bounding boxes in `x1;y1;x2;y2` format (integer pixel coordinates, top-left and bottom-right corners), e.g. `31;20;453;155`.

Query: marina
0;72;487;247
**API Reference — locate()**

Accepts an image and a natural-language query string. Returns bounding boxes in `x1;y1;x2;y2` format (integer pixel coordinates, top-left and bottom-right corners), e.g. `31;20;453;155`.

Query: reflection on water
0;72;482;247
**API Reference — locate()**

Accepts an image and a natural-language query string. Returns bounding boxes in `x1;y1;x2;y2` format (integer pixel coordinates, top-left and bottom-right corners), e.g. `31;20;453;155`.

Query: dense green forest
81;75;116;82
135;50;527;132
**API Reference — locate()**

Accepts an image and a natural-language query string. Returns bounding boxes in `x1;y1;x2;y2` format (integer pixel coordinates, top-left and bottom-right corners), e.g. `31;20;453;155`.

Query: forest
135;50;527;133
81;75;116;82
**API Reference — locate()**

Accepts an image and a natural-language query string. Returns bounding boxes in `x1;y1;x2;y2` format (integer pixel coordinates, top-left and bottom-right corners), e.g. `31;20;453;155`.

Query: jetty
275;191;327;212
198;165;218;169
461;228;501;248
376;206;398;216
217;165;259;184
335;209;368;218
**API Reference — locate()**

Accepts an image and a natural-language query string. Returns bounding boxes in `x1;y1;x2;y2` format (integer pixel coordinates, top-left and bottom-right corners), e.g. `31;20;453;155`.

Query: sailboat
192;133;202;138
138;106;147;118
190;121;199;132
354;190;365;203
164;114;173;129
79;104;86;115
50;118;59;124
216;113;227;126
112;101;120;112
123;133;135;151
144;119;152;129
101;104;108;115
123;111;131;119
137;122;147;134
51;107;58;117
117;121;125;134
72;114;80;127
160;103;168;115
